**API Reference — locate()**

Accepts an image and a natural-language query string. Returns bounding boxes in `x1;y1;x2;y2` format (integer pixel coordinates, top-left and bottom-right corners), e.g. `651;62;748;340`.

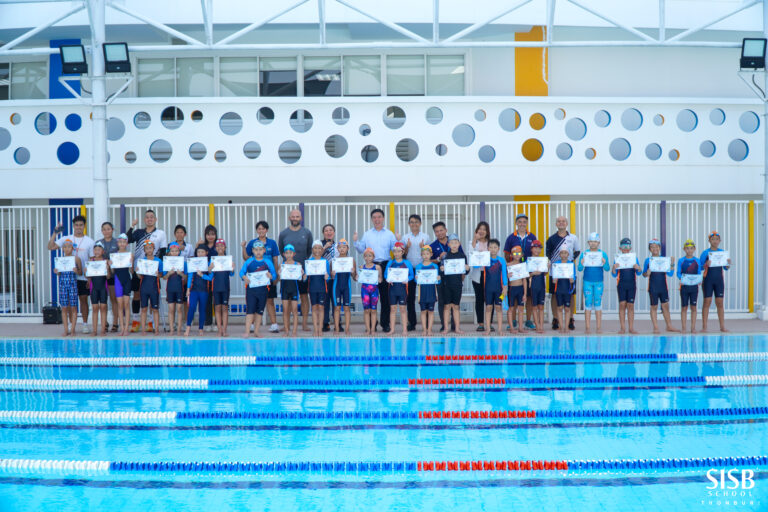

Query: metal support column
89;0;109;227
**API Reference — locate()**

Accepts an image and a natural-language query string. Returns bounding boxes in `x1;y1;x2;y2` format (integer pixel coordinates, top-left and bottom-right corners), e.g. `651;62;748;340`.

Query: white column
90;0;109;227
763;0;768;317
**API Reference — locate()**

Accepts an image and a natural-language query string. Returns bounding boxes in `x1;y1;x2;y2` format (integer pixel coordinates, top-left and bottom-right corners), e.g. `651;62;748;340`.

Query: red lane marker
418;460;566;471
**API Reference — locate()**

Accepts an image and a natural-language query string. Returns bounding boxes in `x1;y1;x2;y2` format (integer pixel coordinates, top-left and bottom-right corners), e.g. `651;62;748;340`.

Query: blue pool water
0;334;766;511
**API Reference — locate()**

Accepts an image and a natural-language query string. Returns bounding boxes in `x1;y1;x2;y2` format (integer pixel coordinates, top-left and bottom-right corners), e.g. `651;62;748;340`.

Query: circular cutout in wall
645;143;662;161
149;139;172;163
594;110;611;128
728;139;749;161
189;142;207;161
14;147;30;165
529;113;546;130
478;145;495;163
134;112;151;129
258;107;275;124
452;124;475;147
125;151;137;164
332;107;350;125
278;140;301;164
556;143;572;160
426;107;443;125
609;138;631;161
521;139;543;162
65;113;82;131
396;138;419;162
35;112;56;135
243;141;261;159
57;142;79;165
290;109;313;133
160;106;183;129
219;112;242;135
621;108;643;131
325;135;348;158
361;145;379;163
676;109;698;132
383;106;406;129
699;140;716;158
565;118;586;141
107;117;125;141
498;108;520;132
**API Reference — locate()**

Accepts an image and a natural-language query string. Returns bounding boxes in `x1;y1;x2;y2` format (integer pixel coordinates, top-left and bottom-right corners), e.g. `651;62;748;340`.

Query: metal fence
0;200;761;318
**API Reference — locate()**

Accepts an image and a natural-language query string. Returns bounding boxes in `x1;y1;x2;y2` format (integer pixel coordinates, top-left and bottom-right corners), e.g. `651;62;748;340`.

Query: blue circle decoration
65;114;82;132
34;112;57;135
57;142;79;166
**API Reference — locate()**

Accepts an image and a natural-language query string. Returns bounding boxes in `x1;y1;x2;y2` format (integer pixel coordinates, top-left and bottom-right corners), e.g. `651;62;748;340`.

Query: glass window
260;57;297;97
387;55;424;96
137;58;175;97
10;61;46;99
427;55;464;96
177;57;214;97
343;55;381;96
0;63;9;100
303;56;341;97
220;57;258;97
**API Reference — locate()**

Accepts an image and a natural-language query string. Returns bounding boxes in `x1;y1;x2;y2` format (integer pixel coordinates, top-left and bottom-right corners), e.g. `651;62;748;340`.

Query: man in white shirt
126;209;167;332
401;214;430;331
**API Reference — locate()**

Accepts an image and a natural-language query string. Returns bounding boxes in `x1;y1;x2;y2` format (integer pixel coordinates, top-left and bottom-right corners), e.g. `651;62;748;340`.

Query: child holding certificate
528;240;548;334
209;239;234;337
483;239;507;336
642;238;679;334
111;234;134;336
506;246;528;334
384;242;415;336
163;242;186;335
184;246;212;336
330;239;357;335
439;234;468;334
677;239;704;333
139;240;163;335
611;238;642;335
54;239;82;336
306;240;331;337
239;241;277;338
415;246;440;335
553;248;575;334
700;231;731;333
576;233;610;334
87;241;110;336
280;244;303;337
360;248;382;336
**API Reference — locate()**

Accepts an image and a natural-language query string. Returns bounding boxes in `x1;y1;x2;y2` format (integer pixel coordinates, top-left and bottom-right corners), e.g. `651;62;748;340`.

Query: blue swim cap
284;244;295;252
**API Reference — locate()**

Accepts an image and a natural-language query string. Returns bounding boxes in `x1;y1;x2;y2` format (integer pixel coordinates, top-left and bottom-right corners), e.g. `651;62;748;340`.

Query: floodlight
741;38;766;70
103;43;131;73
59;45;87;75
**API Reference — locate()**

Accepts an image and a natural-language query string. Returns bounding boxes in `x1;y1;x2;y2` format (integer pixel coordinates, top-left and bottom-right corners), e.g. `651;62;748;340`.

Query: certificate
186;257;208;273
649;257;671;273
582;251;604;268
163;256;185;272
443;258;466;275
280;264;302;280
507;263;529;280
527;257;548;273
358;268;379;285
708;251;729;267
552;263;574;280
109;252;131;269
212;255;234;272
54;256;76;272
681;273;703;286
305;259;327;276
85;260;107;277
615;253;637;270
416;268;438;285
247;271;270;288
468;251;490;267
388;267;409;283
137;259;159;276
333;257;354;273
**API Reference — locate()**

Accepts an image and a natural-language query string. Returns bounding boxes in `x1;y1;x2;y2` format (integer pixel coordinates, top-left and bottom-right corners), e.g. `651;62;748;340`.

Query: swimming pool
0;334;765;511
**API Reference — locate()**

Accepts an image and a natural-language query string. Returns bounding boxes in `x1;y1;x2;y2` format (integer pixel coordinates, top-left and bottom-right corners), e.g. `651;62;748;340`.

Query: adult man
503;213;538;330
354;208;398;332
278;209;313;332
126;210;167;332
546;216;581;331
48;215;94;333
320;224;338;332
243;220;281;333
401;214;430;331
430;221;464;332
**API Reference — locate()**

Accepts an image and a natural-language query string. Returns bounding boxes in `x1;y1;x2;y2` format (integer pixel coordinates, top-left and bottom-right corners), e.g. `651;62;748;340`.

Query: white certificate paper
247;271;270;288
109;252;131;269
468;251;491;267
54;256;76;272
333;257;354;273
280;264;302;280
388;267;409;283
137;259;159;276
582;251;604;268
163;256;185;272
708;251;729;267
443;258;465;275
305;259;327;276
552;263;574;280
416;268;438;285
681;273;703;286
212;255;234;272
649;257;671;273
615;253;637;270
186;257;209;273
85;260;107;277
507;263;529;280
527;257;548;273
358;268;379;285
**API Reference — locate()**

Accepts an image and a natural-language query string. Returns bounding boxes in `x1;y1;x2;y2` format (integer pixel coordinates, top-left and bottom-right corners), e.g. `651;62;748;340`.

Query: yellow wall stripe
208;204;215;226
570;201;577;236
80;205;87;235
389;202;396;232
514;26;548;96
748;200;755;313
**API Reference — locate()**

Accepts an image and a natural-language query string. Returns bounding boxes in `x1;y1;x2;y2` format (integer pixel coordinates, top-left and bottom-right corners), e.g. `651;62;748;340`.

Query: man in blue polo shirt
242;220;281;333
503;213;537;330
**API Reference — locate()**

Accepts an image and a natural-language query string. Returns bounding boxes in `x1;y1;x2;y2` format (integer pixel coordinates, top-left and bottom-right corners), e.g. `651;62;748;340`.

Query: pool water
0;334;766;511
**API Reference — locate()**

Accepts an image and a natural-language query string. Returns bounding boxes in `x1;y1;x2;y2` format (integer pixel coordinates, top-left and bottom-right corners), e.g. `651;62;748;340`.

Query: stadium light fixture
59;45;87;75
741;38;766;70
102;42;131;73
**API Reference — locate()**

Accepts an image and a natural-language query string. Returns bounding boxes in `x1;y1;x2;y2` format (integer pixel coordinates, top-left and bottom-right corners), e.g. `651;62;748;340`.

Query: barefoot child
439;234;468;334
138;240;163;335
483;239;507;335
553;248;575;334
240;241;276;338
360;248;382;336
677;239;703;333
576;233;609;334
86;241;110;336
506;245;528;334
279;244;303;337
642;238;680;334
415;246;440;335
611;238;642;334
384;242;414;336
163;242;185;335
305;240;330;337
528;240;548;334
210;239;234;336
184;246;212;336
700;231;731;332
331;239;357;334
53;239;82;336
111;234;133;336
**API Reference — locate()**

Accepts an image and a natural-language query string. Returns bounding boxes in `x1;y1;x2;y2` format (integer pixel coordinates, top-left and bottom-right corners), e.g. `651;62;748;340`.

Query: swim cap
511;245;523;255
312;239;323;248
284;244;295;252
94;241;104;249
531;240;542;248
619;238;632;247
117;233;128;240
215;239;226;246
394;241;405;249
648;238;661;247
708;231;720;240
684;239;696;247
168;242;179;248
338;238;348;246
447;233;459;241
252;241;265;249
363;247;375;256
588;232;600;242
143;240;155;247
421;245;433;253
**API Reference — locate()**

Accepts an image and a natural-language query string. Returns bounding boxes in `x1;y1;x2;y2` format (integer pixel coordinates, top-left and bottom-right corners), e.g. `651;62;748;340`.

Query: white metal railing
0;200;761;317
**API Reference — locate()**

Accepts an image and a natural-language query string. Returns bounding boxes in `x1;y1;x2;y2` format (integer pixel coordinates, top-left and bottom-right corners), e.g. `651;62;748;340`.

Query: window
10;61;46;99
220;57;258;96
303;57;341;97
387;55;425;96
137;58;174;97
0;64;9;100
427;55;464;95
343;56;381;96
177;57;214;97
259;57;297;97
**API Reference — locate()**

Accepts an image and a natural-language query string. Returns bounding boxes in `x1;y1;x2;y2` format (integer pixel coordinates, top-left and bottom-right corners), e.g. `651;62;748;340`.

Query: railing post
299;202;305;227
479;201;486;222
660;200;667;256
389;202;396;232
749;200;755;313
80;204;87;235
208;203;215;227
569;200;576;234
119;204;126;234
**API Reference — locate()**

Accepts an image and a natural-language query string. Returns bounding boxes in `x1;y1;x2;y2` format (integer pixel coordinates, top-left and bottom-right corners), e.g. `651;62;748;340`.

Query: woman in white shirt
468;221;491;331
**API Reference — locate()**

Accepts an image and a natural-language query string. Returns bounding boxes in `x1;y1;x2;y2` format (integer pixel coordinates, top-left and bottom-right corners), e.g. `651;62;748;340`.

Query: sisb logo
706;469;755;490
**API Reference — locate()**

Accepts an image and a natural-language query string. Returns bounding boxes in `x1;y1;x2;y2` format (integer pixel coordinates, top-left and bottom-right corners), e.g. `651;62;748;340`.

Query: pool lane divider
2;352;767;366
2;375;768;390
1;456;766;475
